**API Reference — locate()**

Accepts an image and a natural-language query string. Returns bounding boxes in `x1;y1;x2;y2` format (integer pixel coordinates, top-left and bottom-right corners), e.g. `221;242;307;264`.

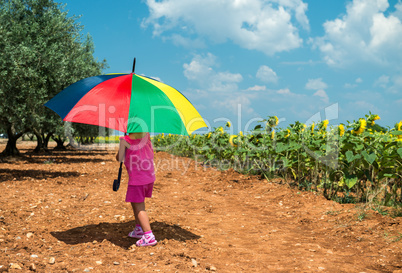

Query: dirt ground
0;141;401;273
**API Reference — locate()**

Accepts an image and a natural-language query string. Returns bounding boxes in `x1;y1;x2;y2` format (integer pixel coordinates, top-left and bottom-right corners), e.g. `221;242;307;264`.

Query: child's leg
130;203;140;227
127;203;143;238
132;202;157;247
131;202;151;232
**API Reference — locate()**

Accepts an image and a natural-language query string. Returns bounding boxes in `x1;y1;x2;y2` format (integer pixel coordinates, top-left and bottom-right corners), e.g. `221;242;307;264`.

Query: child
116;132;157;247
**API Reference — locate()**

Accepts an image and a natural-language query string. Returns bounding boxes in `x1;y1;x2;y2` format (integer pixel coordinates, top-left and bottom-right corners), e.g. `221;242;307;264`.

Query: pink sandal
136;233;157;247
128;226;143;239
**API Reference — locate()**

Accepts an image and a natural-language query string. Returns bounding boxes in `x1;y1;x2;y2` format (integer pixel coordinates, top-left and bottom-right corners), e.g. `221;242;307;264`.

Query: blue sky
61;0;401;133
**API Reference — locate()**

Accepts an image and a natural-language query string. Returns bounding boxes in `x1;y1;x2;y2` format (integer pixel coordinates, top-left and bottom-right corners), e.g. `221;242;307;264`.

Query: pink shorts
125;183;154;203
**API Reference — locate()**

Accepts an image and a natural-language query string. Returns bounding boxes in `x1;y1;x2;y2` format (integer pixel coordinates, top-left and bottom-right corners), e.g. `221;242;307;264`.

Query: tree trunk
43;132;53;149
26;133;34;141
33;129;48;153
1;125;24;156
53;135;66;150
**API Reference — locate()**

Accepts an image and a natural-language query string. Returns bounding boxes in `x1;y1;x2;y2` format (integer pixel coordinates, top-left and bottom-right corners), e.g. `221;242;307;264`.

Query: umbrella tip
132;58;136;74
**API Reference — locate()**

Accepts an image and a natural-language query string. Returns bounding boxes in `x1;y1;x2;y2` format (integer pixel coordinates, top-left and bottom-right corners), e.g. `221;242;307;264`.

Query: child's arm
115;139;130;162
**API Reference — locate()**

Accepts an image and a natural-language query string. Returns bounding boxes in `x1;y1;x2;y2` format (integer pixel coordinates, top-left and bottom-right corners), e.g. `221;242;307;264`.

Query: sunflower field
153;114;402;207
94;136;121;143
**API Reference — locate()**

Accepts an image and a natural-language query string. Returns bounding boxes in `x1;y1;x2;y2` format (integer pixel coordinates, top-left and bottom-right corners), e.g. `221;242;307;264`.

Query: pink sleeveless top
121;134;155;186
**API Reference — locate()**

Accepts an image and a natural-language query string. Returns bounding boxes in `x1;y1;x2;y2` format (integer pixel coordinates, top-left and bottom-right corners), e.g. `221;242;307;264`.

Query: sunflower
229;135;238;147
226;121;231;128
339;124;345;136
323;120;329;129
239;131;243;136
271;130;275;140
284;129;290;138
397;121;402;141
355;119;367;135
311;123;315;133
267;116;279;128
371;115;381;125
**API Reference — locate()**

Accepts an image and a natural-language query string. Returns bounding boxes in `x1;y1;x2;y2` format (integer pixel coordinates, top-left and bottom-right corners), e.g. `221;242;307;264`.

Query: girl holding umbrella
116;132;157;247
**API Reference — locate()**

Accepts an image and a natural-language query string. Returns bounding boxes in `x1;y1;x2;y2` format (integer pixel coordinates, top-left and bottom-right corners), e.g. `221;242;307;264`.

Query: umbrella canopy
45;72;207;135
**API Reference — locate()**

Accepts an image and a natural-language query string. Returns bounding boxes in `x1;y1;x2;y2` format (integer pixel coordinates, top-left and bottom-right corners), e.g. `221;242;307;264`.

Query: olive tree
0;0;107;155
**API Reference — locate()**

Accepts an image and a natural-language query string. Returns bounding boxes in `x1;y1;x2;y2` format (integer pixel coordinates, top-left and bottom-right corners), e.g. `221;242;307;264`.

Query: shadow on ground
0;150;113;165
0;169;81;183
25;157;109;164
51;221;201;249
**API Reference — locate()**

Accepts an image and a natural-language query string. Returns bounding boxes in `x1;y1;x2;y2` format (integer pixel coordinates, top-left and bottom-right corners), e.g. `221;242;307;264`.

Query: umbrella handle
117;162;123;180
113;162;123;192
113;132;126;191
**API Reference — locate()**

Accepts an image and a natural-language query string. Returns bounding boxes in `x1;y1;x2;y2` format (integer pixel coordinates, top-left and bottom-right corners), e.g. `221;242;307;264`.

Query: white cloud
280;59;320;65
210;72;243;92
312;0;402;67
213;93;256;115
257;89;331;121
143;0;309;55
140;74;162;82
354;100;380;112
388;74;402;94
394;1;402;20
343;89;383;101
374;75;389;88
273;0;310;30
305;78;329;103
183;53;243;92
313;89;329;104
256;65;278;83
183;53;215;81
392;75;402;87
305;78;328;90
276;88;291;95
344;83;357;88
344;77;363;88
168;34;206;48
245;85;267;91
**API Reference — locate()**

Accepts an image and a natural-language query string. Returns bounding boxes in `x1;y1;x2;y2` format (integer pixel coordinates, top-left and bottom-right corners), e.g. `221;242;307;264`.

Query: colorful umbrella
45;59;207;191
45;59;207;136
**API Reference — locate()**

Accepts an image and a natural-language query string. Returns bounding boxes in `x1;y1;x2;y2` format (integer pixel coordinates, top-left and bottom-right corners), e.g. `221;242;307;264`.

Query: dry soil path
0;142;401;272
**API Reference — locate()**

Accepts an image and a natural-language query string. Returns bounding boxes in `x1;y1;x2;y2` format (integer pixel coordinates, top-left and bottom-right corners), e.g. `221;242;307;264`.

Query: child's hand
115;152;120;162
116;139;130;162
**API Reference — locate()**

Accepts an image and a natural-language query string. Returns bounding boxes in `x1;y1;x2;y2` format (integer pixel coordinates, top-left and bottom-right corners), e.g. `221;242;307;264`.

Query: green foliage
72;123;111;145
0;0;107;154
153;114;402;207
